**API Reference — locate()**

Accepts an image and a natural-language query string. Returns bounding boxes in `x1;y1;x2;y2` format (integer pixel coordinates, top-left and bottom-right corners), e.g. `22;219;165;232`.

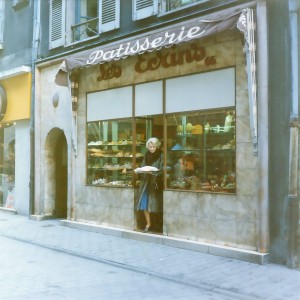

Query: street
0;211;299;300
0;235;236;300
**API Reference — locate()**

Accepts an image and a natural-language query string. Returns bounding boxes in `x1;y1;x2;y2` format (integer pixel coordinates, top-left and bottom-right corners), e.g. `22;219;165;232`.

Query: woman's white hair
146;137;161;149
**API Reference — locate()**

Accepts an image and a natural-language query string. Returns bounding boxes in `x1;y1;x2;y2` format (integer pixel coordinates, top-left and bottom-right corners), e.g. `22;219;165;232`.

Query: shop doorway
44;128;68;218
54;133;68;218
134;115;163;234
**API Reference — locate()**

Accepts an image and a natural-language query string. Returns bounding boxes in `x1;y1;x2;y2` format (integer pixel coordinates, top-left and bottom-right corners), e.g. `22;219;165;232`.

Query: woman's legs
144;210;151;228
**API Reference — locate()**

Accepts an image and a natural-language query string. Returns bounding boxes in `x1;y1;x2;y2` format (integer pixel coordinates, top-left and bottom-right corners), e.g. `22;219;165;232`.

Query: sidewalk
0;210;299;300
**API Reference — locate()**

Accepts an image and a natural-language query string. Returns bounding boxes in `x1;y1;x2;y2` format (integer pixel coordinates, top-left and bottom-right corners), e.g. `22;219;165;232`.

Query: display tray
91;182;132;187
134;166;159;174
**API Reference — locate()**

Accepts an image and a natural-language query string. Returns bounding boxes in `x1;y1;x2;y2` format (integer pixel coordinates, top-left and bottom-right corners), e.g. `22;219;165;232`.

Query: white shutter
0;0;5;49
49;0;66;49
132;0;158;21
99;0;120;33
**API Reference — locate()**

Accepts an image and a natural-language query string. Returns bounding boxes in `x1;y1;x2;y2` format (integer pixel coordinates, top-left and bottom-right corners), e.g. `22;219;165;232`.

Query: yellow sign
0;72;31;123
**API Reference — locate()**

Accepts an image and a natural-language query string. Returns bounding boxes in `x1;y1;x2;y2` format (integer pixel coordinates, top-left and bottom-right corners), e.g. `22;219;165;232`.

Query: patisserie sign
88;25;205;65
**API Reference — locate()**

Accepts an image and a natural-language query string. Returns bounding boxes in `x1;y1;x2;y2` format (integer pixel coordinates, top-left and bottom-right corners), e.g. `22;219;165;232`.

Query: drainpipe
256;1;269;254
29;0;40;216
287;0;299;268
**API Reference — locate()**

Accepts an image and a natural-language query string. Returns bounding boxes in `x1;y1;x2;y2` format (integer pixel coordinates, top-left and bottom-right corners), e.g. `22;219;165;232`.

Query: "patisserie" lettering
87;25;205;65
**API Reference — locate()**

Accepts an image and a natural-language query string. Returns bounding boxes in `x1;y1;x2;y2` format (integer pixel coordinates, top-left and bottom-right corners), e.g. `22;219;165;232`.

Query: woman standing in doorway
135;137;163;233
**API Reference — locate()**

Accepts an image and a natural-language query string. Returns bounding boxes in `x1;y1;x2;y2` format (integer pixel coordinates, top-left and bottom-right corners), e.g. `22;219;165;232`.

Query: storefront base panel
60;219;269;265
163;191;258;251
76;187;135;230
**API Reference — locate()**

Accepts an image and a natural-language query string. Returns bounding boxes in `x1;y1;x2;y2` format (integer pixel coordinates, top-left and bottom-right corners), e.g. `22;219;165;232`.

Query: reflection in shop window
0;124;15;208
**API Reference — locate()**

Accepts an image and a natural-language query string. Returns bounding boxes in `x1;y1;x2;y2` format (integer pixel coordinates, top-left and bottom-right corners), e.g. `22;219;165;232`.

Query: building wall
35;65;72;216
0;0;33;215
268;0;292;265
0;0;33;70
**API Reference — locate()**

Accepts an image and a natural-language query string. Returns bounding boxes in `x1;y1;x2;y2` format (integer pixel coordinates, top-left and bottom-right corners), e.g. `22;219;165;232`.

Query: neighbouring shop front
36;6;269;258
0;68;31;215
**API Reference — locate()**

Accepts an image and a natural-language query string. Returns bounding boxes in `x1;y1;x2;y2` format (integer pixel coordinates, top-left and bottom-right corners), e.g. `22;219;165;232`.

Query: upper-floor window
72;0;98;43
49;0;120;48
160;0;209;14
49;0;207;47
0;0;5;49
132;0;158;20
133;0;209;20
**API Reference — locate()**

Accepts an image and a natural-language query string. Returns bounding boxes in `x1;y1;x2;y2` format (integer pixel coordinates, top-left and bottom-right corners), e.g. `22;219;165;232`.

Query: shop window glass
87;115;164;187
0;125;15;208
87;119;135;187
166;109;236;193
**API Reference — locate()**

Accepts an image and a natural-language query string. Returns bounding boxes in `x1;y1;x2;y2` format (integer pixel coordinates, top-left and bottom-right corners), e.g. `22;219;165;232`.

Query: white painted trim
0;66;31;79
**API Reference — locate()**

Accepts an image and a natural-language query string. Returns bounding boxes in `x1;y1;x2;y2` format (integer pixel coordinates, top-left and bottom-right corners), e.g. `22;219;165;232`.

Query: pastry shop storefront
0;68;31;215
37;7;269;261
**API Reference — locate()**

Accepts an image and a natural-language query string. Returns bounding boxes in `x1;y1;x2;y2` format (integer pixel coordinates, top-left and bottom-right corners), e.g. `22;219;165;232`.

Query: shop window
87;119;136;187
159;0;209;14
87;87;133;186
166;109;236;193
86;68;236;193
0;124;15;208
0;0;5;49
87;115;163;187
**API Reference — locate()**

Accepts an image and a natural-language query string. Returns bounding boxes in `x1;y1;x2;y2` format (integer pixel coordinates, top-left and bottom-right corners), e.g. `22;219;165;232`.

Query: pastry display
191;124;203;134
185;123;193;133
87;130;144;186
87;110;236;193
176;125;183;134
166;109;236;194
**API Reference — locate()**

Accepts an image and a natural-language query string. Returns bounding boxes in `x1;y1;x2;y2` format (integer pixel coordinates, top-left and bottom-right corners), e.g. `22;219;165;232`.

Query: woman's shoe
143;225;150;233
